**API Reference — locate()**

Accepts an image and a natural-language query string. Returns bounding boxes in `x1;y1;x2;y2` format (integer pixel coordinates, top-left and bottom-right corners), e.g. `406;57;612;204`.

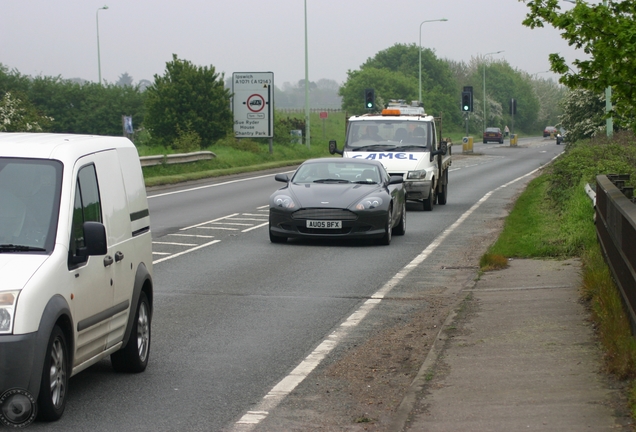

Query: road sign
319;111;328;119
232;72;274;138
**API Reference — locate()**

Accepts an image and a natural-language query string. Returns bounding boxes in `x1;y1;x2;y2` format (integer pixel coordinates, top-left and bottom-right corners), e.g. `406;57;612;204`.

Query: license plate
306;220;342;229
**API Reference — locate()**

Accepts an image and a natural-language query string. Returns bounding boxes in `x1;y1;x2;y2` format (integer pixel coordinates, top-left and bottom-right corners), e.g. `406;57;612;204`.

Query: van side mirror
82;221;107;256
328;140;343;156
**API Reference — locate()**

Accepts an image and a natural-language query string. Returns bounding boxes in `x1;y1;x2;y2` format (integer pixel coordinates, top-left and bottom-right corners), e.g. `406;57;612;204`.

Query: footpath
392;258;633;431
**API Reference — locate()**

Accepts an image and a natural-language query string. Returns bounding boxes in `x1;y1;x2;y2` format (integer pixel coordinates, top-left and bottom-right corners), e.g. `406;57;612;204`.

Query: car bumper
0;333;38;396
269;208;388;240
404;179;432;200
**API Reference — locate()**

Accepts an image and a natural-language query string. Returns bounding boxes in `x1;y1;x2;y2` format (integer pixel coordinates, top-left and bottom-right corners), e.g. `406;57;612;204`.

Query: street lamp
562;0;612;136
304;0;310;148
482;50;504;131
419;18;448;104
96;5;108;85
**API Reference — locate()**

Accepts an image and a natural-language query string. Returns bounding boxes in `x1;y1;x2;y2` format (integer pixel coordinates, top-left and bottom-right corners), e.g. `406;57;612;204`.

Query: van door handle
115;251;124;262
103;255;113;267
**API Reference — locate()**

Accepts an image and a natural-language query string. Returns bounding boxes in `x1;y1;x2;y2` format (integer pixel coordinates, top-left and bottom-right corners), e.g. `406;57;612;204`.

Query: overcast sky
1;0;580;88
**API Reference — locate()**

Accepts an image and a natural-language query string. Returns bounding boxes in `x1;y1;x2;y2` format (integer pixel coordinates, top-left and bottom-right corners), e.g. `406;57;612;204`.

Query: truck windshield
345;120;431;151
0;158;63;253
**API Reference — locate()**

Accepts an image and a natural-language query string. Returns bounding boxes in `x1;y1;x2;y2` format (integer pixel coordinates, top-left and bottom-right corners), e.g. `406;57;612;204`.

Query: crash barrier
595;174;636;332
139;151;216;167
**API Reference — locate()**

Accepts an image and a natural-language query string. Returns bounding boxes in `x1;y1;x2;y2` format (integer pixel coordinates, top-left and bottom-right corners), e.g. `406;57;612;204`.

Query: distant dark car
483;127;504;144
269;158;406;245
543;126;558;137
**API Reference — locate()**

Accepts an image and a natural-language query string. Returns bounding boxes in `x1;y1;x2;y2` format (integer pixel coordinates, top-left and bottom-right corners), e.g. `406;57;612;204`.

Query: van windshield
0;158;63;253
345;120;432;151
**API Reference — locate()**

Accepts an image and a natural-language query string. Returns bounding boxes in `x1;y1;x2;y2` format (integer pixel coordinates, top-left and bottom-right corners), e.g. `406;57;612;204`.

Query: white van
0;133;153;427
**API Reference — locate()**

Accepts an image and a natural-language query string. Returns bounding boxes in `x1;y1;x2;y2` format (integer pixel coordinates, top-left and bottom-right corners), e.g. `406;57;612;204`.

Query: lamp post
304;0;310;149
96;5;108;85
482;50;504;131
562;0;612;136
418;18;447;104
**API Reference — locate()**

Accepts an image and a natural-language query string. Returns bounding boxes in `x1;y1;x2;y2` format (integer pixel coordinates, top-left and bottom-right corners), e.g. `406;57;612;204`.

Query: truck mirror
328;140;342;156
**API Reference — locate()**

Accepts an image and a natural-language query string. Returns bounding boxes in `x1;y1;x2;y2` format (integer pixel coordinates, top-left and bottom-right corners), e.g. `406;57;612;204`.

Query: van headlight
407;170;427;180
0;291;18;334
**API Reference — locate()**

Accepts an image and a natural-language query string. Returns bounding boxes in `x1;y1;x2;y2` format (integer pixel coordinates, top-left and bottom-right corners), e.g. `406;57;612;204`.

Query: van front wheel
37;325;68;421
111;292;151;373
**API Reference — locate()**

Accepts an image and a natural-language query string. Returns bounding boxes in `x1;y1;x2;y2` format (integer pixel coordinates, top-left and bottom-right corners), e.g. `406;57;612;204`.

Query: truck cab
329;100;451;211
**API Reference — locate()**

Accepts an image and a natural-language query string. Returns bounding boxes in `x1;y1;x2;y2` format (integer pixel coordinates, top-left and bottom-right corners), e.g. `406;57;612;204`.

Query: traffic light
510;98;517;115
364;88;375;110
461;91;472;112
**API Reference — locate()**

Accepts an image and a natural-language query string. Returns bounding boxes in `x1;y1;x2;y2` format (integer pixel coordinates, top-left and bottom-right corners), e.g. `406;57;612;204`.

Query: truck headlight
273;194;296;209
407;170;427;180
355;197;383;210
0;291;18;334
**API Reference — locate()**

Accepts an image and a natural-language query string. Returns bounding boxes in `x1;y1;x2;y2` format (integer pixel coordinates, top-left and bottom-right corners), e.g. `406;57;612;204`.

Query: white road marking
169;233;216;239
242;222;269;233
153;240;221;264
230;160;552;431
152;241;197;247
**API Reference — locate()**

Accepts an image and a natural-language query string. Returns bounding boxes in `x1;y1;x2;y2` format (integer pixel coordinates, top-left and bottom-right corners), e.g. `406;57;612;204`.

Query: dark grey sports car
269;158;406;245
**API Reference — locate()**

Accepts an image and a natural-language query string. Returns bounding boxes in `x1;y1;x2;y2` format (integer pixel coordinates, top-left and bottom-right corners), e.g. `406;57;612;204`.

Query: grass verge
483;131;636;418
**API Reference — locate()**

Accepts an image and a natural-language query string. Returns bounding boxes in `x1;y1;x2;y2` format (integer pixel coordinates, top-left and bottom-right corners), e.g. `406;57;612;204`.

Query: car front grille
291;208;358;221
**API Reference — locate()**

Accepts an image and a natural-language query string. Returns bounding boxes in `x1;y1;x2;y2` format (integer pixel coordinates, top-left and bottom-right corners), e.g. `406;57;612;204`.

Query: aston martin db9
269;158;406;245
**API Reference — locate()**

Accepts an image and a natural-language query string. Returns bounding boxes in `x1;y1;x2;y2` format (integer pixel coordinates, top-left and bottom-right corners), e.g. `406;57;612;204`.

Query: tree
117;72;134;87
523;0;636;130
0;92;53;132
144;54;232;147
558;89;606;142
339;44;461;123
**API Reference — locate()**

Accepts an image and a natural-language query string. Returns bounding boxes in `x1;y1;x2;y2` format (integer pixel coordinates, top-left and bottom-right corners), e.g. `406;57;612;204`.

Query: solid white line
168;233;216;239
210;222;254;226
230;163;548;431
242;222;269;233
181;214;239;230
197;227;239;231
152;240;221;264
152;241;197;247
152;251;171;255
147;171;295;199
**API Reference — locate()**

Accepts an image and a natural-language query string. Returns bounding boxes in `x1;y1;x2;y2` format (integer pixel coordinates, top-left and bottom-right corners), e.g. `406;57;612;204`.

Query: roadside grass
482;131;636;417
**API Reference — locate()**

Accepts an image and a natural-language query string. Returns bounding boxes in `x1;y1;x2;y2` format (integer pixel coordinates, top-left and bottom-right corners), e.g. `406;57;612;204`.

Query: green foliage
557;88;606;142
0;91;53;132
144;54;232;148
547;132;636;209
340;68;417;115
0;65;146;136
172;126;202;153
522;0;636;131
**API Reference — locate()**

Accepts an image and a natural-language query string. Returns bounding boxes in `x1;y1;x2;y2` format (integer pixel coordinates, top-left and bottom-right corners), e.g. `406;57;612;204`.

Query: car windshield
485;128;500;133
0;158;63;253
292;162;382;184
345;120;432;151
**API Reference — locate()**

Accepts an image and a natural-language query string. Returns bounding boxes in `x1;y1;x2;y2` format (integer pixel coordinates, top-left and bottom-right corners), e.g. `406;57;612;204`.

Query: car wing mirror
275;173;290;183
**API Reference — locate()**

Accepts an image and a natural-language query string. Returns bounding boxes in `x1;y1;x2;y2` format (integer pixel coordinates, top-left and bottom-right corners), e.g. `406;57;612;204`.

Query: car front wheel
394;201;406;236
378;208;392;245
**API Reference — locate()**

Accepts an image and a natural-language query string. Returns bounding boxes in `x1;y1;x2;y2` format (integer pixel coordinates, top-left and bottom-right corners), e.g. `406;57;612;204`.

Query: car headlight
356;197;383;210
407;170;427;180
0;291;18;334
273;194;296;209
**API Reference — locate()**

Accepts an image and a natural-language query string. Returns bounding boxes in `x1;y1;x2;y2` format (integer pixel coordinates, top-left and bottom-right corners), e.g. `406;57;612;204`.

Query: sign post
320;111;328;138
232;72;274;153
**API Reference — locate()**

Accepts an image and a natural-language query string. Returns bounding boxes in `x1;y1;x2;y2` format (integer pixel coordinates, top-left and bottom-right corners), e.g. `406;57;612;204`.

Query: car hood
0;254;49;291
287;182;383;209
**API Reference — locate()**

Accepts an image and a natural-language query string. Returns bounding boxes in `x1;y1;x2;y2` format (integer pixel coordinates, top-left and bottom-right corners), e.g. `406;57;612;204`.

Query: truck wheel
437;170;448;205
37;325;68;421
394;201;406;235
111;292;151;373
423;187;435;211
